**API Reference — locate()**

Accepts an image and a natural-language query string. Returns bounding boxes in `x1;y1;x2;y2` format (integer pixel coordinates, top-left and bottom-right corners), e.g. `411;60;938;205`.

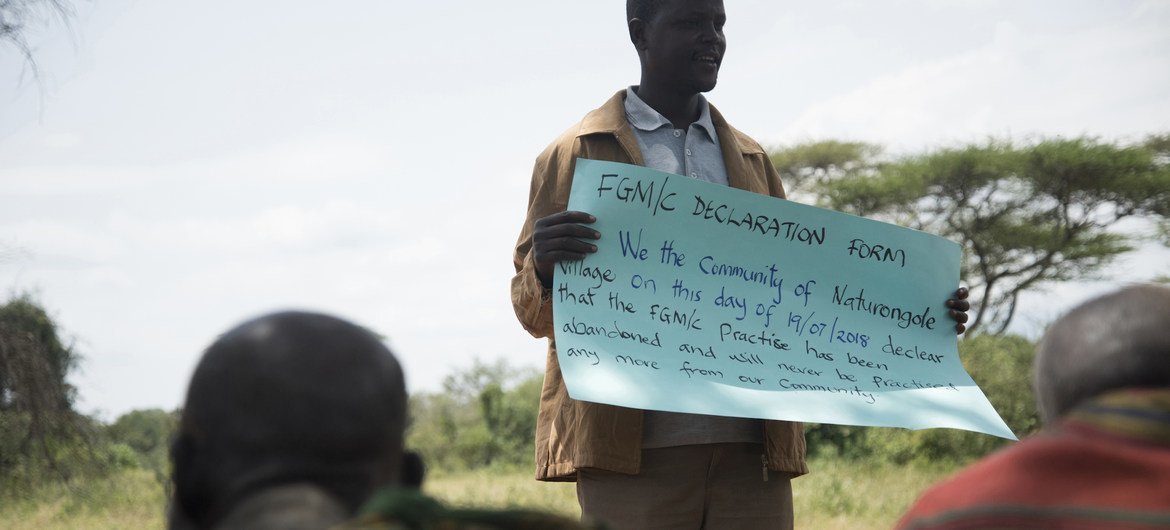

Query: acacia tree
1;0;76;78
786;135;1170;334
769;140;881;201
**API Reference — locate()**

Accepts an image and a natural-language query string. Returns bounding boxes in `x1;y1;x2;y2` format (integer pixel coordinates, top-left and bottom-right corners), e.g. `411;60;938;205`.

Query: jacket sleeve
511;139;577;339
762;151;788;200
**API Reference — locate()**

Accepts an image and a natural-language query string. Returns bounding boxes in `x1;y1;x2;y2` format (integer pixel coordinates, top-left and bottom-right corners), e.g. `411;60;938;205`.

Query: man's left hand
947;287;971;334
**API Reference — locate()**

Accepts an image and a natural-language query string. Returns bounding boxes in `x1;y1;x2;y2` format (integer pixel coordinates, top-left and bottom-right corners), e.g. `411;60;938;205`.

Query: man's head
170;311;407;528
1033;284;1170;423
628;0;727;96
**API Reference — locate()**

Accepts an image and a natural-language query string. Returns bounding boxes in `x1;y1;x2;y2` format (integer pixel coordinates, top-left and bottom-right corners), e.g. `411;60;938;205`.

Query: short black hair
170;311;408;528
627;0;667;23
1034;285;1170;422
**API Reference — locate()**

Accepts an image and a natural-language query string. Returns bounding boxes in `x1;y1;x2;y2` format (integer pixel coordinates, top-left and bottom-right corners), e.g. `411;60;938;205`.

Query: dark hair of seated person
169;311;408;529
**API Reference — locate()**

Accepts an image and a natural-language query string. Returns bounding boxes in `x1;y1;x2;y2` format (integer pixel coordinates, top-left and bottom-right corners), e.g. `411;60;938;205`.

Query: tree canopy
1;0;77;77
772;135;1170;334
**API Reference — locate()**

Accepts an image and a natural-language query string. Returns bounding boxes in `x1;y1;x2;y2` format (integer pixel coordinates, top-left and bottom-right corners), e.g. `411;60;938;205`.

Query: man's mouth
695;53;720;65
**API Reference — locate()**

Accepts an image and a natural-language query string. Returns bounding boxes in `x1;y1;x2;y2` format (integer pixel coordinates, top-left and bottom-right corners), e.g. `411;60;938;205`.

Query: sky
2;0;1168;421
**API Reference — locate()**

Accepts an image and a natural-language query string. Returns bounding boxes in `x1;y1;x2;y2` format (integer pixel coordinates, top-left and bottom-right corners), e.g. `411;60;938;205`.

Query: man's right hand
532;211;600;288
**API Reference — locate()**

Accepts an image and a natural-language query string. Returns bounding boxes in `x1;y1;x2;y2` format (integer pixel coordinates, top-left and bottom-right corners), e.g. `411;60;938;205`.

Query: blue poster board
552;158;1015;439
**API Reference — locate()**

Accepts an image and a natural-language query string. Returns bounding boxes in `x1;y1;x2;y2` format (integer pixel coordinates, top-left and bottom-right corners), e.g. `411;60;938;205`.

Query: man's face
637;0;727;95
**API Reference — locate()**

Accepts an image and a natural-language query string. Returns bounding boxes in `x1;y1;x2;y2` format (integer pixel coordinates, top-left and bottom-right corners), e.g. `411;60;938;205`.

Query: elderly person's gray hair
1033;284;1170;423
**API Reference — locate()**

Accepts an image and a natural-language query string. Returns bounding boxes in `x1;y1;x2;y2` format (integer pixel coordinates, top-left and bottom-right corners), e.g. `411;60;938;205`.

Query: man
511;1;805;527
168;311;410;529
511;1;969;529
896;285;1170;530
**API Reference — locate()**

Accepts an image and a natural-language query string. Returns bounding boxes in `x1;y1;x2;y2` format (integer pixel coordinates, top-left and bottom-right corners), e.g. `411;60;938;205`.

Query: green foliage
0;293;94;486
405;360;541;472
960;335;1042;433
807;334;1040;464
773;135;1170;333
0;415;132;496
479;375;543;466
802;422;869;459
105;408;178;483
769;140;881;200
1144;133;1170;158
100;443;139;471
0;293;78;411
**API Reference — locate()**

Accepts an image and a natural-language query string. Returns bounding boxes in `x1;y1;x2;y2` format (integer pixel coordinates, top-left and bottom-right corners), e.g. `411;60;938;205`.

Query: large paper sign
553;159;1015;439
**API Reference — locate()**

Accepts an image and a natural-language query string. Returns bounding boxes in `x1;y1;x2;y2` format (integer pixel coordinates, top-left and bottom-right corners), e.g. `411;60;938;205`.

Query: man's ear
400;451;425;489
170;433;210;527
629;18;649;50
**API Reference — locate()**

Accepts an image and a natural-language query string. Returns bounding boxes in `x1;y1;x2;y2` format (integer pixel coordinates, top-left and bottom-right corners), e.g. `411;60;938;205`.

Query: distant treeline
1;293;1038;498
405;359;542;472
404;334;1041;474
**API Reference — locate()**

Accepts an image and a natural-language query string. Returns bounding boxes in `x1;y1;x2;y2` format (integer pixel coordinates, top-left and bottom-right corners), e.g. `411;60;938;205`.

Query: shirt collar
624;86;718;142
1062;388;1170;446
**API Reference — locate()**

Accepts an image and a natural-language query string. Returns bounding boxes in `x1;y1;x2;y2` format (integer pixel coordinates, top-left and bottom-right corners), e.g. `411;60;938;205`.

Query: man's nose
700;22;723;44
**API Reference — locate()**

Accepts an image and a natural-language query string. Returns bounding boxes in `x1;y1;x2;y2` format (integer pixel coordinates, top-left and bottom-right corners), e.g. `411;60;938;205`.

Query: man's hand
947;287;971;334
532;211;600;288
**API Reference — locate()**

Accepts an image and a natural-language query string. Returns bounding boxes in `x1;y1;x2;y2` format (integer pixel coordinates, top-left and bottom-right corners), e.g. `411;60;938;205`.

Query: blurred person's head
1033;284;1170;423
169;311;407;529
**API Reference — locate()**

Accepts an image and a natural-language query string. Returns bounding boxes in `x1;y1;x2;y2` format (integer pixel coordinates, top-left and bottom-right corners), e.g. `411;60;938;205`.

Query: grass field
0;469;166;530
0;457;958;529
425;458;958;530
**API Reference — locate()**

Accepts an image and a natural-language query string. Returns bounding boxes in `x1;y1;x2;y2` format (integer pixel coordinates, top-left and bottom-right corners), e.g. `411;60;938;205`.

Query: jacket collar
579;90;634;137
623;86;718;144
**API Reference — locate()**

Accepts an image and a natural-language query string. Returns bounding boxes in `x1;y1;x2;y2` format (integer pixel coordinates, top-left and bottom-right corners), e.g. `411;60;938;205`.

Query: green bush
406;360;541;473
105;408;177;482
99;443;140;471
807;334;1041;464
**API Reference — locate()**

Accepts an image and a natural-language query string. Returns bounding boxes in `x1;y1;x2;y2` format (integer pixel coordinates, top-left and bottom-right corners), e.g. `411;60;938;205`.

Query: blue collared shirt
623;87;761;449
623;86;730;187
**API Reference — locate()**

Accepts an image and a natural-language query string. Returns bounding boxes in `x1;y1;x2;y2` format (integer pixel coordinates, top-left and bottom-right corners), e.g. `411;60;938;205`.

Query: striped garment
896;388;1170;530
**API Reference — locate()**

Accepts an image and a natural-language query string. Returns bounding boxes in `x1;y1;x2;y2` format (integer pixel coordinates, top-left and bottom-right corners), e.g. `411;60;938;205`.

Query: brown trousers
576;443;794;530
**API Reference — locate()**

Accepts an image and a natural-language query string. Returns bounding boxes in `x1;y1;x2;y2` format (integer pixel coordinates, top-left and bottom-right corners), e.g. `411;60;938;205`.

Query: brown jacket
512;90;808;481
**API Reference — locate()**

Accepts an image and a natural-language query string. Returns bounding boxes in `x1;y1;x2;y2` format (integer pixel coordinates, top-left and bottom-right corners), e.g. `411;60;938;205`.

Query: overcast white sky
2;0;1168;421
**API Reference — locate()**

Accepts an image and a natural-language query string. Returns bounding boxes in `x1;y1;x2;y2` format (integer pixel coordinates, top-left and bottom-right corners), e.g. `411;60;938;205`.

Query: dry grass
423;457;958;529
425;468;581;517
0;457;958;529
0;468;166;530
792;458;956;530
